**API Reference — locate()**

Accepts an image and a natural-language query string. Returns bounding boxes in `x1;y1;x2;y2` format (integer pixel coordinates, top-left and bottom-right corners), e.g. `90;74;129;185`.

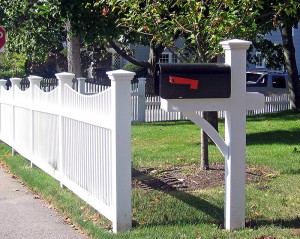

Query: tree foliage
0;51;27;77
254;0;300;112
247;36;284;70
103;0;261;62
1;0;65;64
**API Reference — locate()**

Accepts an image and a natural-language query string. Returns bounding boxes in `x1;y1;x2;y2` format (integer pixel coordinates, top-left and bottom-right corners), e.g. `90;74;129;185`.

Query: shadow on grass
132;120;194;127
246;216;300;229
132;168;224;228
246;129;300;145
247;110;300;122
287;168;300;174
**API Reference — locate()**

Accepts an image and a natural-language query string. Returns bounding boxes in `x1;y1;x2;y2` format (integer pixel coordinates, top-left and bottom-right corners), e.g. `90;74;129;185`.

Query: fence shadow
246;129;300;146
132;168;224;228
246;216;300;230
247;110;299;122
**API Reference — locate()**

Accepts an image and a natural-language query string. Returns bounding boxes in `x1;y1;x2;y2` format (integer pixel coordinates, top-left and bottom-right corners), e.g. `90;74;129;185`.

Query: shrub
122;63;147;78
0;70;26;79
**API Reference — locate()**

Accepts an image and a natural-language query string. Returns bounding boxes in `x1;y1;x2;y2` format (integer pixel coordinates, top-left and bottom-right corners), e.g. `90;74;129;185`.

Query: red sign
0;27;6;50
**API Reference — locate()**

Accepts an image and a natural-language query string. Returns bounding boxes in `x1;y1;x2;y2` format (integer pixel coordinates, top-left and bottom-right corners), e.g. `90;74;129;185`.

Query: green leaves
2;0;65;63
104;0;263;63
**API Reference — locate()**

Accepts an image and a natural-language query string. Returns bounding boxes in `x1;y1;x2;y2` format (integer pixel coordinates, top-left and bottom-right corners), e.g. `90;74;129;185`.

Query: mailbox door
155;63;231;99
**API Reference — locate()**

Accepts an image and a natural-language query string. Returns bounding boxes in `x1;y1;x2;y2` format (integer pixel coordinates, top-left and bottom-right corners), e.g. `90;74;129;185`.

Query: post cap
55;72;75;78
220;39;252;50
28;75;43;81
106;69;136;81
10;77;22;81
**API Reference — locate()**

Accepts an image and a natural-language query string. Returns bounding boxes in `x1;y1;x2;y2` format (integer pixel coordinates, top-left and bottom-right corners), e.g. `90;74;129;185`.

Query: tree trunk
280;23;300;112
147;41;165;76
200;111;218;170
146;40;165;94
201;112;209;170
207;111;218;142
66;20;82;77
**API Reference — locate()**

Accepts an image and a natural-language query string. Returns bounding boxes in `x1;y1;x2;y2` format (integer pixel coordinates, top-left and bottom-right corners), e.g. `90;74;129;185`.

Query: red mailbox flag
0;27;6;51
169;76;199;90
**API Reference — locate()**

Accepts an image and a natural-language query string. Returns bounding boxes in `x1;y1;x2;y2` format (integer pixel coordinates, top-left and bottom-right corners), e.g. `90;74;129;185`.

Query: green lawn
1;110;300;238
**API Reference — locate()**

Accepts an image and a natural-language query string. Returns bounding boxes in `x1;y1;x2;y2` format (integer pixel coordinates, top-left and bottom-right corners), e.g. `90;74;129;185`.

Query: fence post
28;75;43;97
137;78;146;122
106;69;135;233
220;39;251;230
0;80;6;143
10;78;22;156
10;77;22;95
55;72;75;187
77;77;86;94
28;76;43;167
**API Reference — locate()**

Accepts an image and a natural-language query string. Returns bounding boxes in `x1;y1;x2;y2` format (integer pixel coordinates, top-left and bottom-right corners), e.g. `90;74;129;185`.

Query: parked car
246;71;288;96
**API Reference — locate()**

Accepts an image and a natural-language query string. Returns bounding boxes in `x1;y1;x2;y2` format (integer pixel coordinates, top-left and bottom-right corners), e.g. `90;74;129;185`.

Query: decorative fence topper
159;39;265;230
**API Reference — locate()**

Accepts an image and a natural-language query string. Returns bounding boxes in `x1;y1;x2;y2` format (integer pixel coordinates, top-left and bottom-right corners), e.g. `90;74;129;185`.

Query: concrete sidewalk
0;166;86;239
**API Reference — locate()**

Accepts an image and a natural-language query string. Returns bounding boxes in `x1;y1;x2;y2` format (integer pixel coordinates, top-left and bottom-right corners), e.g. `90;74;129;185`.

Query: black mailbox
154;63;231;99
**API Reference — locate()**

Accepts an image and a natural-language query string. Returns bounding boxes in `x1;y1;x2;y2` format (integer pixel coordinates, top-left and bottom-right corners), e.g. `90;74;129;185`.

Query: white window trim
255;51;266;69
159;52;172;63
159;52;179;63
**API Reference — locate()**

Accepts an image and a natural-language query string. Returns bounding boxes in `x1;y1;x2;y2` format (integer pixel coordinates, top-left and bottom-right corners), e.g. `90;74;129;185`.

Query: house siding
125;38;185;67
131;45;150;62
248;22;300;72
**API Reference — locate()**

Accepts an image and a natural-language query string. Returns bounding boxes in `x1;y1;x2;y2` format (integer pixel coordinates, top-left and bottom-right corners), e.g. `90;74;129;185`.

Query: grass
131;120;224;168
1;110;300;238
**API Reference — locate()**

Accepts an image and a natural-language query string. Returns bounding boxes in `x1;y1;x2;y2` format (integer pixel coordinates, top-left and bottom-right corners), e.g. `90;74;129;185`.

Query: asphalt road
0;166;86;239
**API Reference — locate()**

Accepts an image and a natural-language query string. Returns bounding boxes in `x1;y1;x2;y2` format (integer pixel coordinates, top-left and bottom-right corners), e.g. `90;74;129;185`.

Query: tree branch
106;37;151;69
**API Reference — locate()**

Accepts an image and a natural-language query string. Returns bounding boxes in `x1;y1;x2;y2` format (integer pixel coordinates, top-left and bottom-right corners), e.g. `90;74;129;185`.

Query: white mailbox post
161;39;265;230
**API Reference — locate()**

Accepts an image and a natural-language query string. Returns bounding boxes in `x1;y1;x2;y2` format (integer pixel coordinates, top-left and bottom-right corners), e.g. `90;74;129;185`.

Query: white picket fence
0;70;134;233
0;73;290;233
69;77;291;122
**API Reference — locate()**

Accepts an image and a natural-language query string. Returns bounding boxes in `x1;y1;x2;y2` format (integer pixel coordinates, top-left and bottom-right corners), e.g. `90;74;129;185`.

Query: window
159;53;170;63
246;73;261;83
255;51;266;68
255;75;268;87
272;76;286;88
171;54;179;63
159;52;179;63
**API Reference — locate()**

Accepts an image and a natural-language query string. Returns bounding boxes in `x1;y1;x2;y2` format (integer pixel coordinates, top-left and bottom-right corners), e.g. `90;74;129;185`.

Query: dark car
246;71;288;96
